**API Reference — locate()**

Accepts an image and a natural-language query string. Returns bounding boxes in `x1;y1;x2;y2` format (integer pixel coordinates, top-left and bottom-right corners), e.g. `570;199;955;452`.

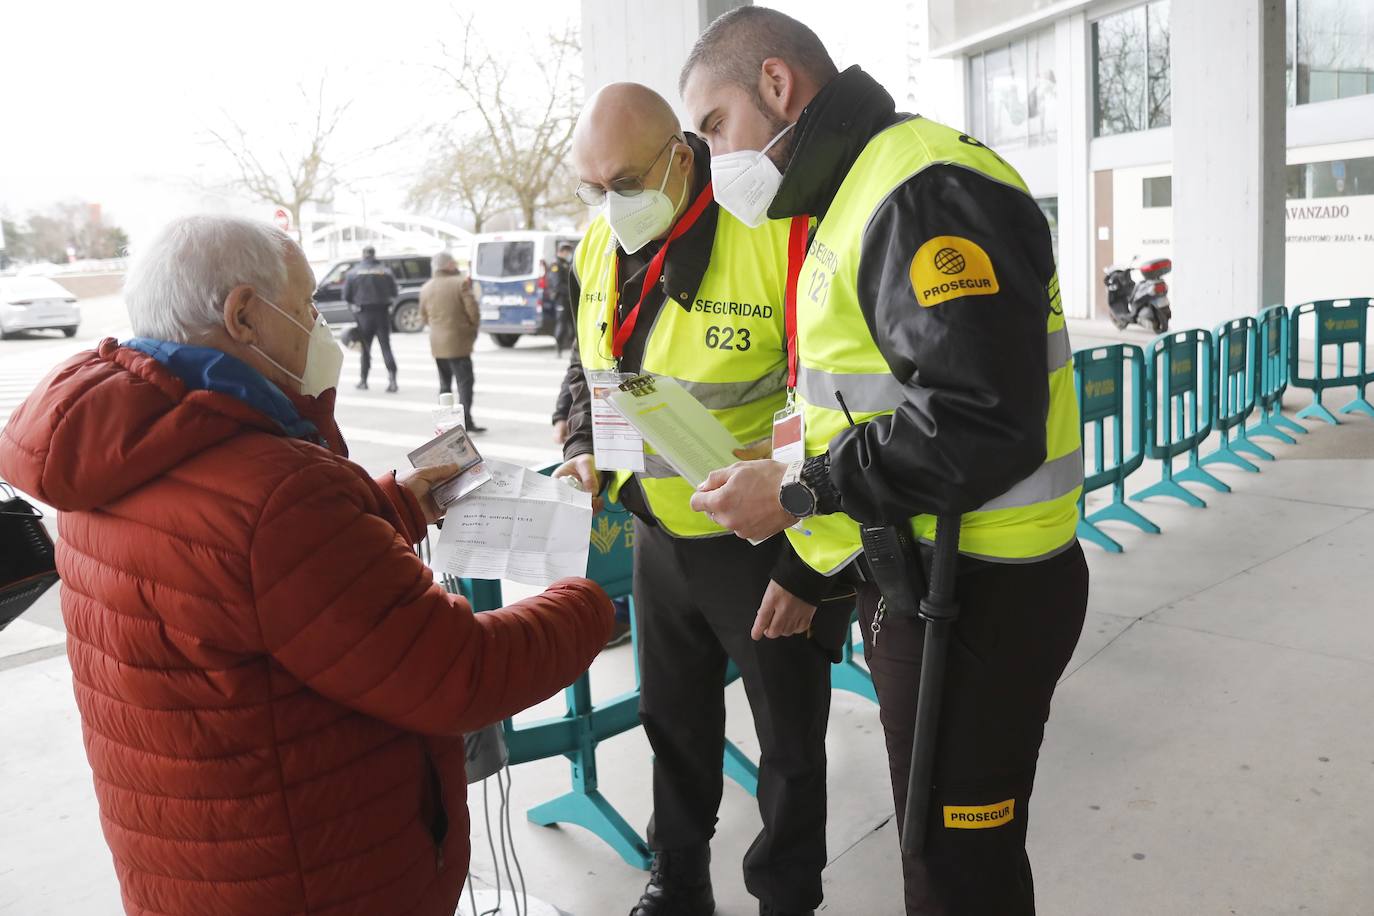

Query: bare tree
204;79;350;242
434;17;581;229
408;134;512;233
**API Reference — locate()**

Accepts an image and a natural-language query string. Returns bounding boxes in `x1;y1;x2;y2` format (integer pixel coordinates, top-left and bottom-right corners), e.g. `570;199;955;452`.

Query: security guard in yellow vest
554;82;846;916
683;11;1089;915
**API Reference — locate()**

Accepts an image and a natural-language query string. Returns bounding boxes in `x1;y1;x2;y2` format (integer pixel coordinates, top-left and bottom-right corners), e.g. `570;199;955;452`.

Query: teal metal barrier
1074;343;1158;553
1249;305;1307;444
1201;316;1273;472
1289;298;1374;424
1134;329;1230;507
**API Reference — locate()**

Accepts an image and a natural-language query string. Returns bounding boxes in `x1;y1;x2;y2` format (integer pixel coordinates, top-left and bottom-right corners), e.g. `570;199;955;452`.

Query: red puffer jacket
0;339;613;916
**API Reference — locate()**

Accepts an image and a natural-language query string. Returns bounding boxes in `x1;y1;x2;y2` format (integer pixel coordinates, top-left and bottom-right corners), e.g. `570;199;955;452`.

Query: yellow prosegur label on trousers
943;799;1016;829
909;235;1000;308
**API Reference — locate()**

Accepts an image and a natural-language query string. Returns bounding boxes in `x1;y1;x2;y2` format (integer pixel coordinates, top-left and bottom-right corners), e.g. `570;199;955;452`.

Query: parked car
312;253;433;333
0;276;80;339
471;231;581;347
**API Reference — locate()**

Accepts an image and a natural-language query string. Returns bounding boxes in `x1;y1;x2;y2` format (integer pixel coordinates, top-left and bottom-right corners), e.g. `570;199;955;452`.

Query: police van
471;230;581;347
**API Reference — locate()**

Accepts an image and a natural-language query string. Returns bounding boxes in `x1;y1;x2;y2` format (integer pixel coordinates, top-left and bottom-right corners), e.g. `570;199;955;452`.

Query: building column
1057;12;1092;321
1171;0;1287;328
580;0;751;125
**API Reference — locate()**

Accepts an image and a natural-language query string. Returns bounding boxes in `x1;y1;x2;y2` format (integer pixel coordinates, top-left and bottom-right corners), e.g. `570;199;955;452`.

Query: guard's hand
553;453;604;514
752;580;817;640
732;436;773;461
552;419;570;445
398;463;466;526
689;459;795;541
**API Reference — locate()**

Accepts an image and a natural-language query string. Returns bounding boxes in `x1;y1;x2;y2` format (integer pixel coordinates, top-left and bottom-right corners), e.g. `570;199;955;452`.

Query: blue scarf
122;338;323;445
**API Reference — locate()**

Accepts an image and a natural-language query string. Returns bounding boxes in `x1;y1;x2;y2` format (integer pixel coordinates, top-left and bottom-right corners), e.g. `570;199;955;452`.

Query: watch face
780;482;815;517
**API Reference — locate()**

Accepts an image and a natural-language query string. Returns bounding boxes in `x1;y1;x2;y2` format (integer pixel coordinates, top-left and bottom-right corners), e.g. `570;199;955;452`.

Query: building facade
930;0;1374;324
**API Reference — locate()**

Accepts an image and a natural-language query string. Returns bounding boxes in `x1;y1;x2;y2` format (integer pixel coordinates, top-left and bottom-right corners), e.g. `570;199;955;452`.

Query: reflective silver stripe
639;454;680;479
672;365;789;410
1047;326;1072;370
796;365;904;413
977;447;1083;512
798;329;1071;413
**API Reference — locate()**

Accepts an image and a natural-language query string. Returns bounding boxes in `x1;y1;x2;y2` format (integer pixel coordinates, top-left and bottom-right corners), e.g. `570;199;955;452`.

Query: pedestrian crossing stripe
943;799;1015;829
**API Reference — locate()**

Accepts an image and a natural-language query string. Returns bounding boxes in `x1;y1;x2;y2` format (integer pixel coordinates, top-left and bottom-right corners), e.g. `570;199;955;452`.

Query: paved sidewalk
2;404;1371;915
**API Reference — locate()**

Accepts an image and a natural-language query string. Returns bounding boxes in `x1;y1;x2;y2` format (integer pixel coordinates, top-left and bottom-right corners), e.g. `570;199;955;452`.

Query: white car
0;277;81;339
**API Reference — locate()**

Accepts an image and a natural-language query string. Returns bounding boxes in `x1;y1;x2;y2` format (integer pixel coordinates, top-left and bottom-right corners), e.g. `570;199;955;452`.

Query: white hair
123;214;293;343
432;250;458;272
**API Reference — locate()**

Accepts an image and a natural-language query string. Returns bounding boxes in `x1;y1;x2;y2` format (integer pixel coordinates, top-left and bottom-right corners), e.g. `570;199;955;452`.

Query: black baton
901;513;962;857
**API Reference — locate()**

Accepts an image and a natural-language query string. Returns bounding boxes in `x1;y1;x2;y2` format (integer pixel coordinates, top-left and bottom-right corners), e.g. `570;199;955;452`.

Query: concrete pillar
1171;0;1287;328
580;0;751;127
1057;12;1092;321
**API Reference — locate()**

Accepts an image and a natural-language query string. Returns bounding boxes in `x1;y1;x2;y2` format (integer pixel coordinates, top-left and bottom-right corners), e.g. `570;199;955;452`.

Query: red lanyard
610;183;716;358
783;215;811;390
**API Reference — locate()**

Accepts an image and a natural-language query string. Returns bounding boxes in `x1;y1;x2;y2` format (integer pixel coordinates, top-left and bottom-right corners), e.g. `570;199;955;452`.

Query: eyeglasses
575;135;681;207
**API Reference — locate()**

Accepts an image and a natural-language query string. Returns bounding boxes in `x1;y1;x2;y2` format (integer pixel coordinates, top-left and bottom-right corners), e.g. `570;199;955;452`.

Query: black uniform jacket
769;67;1057;526
343;258;399;309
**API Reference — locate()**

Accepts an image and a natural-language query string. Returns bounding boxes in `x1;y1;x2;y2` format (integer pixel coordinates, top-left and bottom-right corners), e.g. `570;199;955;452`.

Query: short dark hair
680;7;838;96
361;245;376;258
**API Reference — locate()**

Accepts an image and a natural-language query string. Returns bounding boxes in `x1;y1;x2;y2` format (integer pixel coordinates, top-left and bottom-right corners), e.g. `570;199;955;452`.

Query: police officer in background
549;241;576;356
344;245;400;392
556;81;848;916
682;9;1089;915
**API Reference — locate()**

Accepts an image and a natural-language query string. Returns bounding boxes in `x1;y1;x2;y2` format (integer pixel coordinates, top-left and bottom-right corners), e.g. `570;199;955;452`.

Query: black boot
629;847;715;916
386;372;398;393
759;904;814;916
356;378;368;390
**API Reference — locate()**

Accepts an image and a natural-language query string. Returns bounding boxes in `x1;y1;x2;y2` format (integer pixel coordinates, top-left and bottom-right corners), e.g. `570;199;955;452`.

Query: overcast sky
0;0;942;246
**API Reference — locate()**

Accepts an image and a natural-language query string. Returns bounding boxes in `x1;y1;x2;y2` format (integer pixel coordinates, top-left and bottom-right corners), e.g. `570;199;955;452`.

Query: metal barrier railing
1074;343;1159;552
1289;298;1374;424
1133;329;1231;508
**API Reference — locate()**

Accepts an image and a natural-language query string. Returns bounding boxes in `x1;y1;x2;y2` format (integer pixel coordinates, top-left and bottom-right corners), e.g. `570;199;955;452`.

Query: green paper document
604;375;742;487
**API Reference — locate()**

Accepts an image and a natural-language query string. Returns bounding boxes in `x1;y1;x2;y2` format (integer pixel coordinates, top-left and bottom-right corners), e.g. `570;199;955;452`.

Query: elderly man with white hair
0;214;613;916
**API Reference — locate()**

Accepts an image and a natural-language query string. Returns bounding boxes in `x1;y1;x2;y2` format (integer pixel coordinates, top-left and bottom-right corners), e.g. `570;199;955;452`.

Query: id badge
587;369;645;473
771;400;806;465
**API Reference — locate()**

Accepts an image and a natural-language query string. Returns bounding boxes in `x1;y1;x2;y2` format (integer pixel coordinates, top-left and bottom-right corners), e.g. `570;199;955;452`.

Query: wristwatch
778;459;818;518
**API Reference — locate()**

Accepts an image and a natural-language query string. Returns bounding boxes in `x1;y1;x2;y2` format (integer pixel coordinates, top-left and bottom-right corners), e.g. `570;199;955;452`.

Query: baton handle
900;514;962;857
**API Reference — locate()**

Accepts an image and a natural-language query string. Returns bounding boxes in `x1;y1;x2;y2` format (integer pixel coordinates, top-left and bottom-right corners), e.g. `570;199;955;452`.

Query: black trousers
634;520;834;912
857;541;1089;915
554;304;574;353
355;306;396;379
435;356;475;426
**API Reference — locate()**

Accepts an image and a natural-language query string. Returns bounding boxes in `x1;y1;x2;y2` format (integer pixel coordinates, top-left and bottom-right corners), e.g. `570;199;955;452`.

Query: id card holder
587;368;645;473
771;399;806;465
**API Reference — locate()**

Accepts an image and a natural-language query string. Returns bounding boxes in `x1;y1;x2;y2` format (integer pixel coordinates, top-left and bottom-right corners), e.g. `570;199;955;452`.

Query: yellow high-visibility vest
787;117;1082;573
574;210;798;537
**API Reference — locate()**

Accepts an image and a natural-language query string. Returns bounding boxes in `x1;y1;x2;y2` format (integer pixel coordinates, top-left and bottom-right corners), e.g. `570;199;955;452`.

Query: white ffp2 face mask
710;122;795;228
251;297;344;397
605;144;688;254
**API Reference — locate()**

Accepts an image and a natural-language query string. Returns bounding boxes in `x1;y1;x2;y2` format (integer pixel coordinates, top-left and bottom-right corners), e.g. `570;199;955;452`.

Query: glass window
1291;0;1374;105
1143;176;1173;207
321;262;354;286
965;26;1056;149
1285;156;1374;197
474;240;535;279
1093;2;1171;136
1146;1;1171;128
